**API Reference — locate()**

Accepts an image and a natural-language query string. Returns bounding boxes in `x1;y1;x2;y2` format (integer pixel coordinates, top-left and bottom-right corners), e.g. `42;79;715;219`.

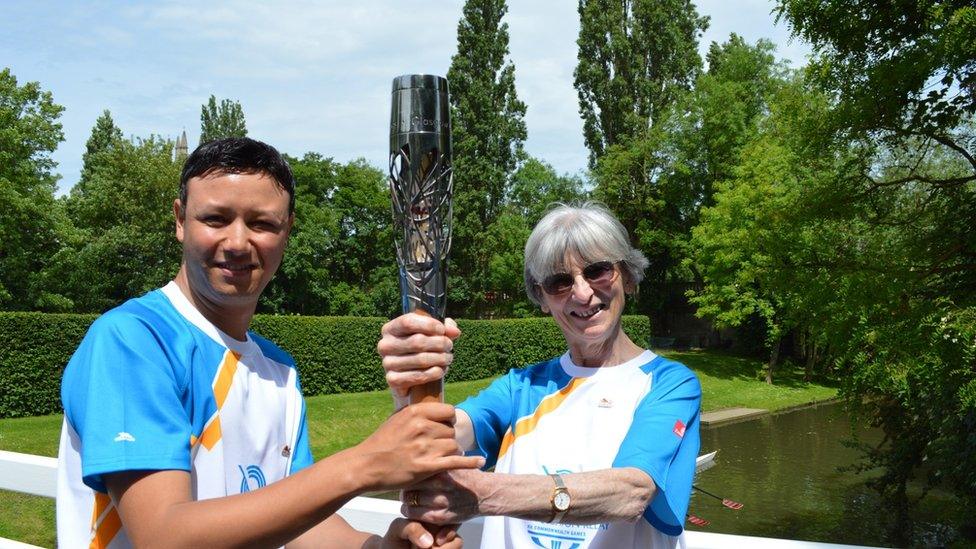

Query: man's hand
356;402;484;492
401;469;486;525
373;519;461;549
378;313;460;399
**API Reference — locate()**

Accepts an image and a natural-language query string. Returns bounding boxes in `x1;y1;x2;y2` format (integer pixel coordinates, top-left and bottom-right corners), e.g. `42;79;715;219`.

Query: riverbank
0;350;838;547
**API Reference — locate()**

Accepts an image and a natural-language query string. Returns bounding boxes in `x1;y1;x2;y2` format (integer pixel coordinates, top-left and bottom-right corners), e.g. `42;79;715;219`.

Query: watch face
554;491;571;511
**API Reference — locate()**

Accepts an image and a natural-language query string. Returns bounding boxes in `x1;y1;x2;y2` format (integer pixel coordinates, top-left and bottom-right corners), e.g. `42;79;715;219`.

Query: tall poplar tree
574;0;707;321
446;0;527;317
574;0;708;166
199;95;247;143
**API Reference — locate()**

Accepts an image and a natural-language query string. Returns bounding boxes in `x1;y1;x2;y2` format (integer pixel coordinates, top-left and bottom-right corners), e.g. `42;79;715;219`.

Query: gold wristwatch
548;474;571;523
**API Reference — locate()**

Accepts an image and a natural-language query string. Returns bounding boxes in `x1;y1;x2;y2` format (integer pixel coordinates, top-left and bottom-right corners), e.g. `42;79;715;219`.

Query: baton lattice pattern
389;144;453;319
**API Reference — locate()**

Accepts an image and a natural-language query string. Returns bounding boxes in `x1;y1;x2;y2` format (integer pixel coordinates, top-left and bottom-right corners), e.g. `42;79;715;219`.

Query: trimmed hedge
0;311;649;418
0;312;98;419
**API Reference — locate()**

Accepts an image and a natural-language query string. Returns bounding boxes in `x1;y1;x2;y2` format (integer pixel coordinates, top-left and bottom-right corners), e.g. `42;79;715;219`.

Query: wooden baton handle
407;308;445;404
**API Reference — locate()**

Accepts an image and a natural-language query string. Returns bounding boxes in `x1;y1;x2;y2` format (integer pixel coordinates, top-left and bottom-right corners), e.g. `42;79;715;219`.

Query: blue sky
1;1;812;195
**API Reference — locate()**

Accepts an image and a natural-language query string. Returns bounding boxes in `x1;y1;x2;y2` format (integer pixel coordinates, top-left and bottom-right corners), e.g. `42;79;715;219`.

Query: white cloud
0;0;811;193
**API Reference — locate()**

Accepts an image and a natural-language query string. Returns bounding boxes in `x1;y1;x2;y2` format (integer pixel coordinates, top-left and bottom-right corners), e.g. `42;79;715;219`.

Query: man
57;137;482;548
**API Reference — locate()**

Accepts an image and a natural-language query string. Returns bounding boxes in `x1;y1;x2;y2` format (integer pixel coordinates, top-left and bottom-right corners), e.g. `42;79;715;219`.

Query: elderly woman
378;202;701;549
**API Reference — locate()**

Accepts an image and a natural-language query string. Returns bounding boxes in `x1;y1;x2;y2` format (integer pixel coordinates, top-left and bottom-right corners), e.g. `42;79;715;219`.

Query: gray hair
523;201;649;306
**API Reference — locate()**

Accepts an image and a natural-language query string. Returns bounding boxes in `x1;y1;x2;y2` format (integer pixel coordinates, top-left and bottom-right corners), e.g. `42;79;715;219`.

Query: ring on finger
408;492;419;507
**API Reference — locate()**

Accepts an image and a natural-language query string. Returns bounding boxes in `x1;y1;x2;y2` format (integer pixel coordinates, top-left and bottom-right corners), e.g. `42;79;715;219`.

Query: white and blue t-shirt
57;282;313;548
458;350;701;549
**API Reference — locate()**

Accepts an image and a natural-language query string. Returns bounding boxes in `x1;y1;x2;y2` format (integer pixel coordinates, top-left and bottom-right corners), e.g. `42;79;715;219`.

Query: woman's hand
401;470;487;525
377;313;461;400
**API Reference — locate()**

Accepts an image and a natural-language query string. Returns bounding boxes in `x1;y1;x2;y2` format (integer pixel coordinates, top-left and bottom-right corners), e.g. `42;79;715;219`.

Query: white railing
0;451;876;548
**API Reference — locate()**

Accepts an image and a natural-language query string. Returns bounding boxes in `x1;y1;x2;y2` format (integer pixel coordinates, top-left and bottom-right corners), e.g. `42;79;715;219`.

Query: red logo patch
673;419;686;438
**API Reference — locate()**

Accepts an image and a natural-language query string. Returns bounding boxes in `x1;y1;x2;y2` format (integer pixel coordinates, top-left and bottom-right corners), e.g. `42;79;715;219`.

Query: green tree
447;0;527;318
574;0;709;165
692;23;976;539
79;109;123;186
261;153;338;315
0;68;70;311
55;136;183;312
771;0;976;537
508;156;587;224
690;72;839;382
776;0;976;148
199;95;247;144
682;35;785;203
590;122;681;316
575;0;708;323
262;154;396;317
470;157;588;317
648;35;790;336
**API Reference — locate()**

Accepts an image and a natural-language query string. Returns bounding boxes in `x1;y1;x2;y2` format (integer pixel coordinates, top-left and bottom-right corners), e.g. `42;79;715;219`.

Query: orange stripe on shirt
213;351;240;409
497;377;587;459
89;492;122;548
192;351;239;451
198;415;222;450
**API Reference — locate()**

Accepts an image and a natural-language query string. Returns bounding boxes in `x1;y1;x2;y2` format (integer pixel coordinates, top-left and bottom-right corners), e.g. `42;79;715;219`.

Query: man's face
175;170;292;310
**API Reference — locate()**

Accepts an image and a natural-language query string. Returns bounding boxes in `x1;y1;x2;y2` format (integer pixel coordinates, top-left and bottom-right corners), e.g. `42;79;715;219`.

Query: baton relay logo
238;464;267;493
530;536;582;549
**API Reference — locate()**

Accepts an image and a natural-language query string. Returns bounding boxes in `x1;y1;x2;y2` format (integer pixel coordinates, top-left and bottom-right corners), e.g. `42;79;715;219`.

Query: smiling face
539;254;632;357
175;170;293;315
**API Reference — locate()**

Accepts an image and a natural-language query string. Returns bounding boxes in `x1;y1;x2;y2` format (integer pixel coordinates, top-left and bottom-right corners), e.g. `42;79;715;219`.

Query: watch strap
549;474;570;523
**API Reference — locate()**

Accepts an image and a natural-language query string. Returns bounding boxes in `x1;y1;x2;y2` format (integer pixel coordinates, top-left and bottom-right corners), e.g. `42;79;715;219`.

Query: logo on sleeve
114;432;135;442
673;420;686;438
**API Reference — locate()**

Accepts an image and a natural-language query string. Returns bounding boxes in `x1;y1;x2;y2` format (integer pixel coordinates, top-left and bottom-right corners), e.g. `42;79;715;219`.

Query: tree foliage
261;154;397;317
446;0;527;318
53;136;184;312
508;156;587;225
776;0;976;144
591;34;786;330
575;0;708;324
690;71;843;382
79;109;122;186
686;3;976;536
199;95;247;143
575;0;708;165
0;68;69;311
772;0;976;535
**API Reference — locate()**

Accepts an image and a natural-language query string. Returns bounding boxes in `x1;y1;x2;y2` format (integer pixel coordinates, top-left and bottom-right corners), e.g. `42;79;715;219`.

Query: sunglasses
539;261;618;296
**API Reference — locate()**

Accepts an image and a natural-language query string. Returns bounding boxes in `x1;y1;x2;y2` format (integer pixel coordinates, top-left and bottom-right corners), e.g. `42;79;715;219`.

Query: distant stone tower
175;130;189;160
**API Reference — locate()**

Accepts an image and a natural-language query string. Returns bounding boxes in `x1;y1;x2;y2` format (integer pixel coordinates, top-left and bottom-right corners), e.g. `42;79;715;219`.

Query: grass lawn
0;351;836;547
666;350;840;412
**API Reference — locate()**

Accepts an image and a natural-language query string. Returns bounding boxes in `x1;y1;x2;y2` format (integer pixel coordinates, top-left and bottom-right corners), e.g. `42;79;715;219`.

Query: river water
372;401;969;546
690;401;970;547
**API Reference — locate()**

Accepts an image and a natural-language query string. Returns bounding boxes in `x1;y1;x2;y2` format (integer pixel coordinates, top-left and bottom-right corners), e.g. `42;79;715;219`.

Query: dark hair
179;137;295;214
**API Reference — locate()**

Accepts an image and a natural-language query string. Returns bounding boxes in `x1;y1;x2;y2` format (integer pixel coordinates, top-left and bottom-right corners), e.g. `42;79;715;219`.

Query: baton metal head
389;74;453;322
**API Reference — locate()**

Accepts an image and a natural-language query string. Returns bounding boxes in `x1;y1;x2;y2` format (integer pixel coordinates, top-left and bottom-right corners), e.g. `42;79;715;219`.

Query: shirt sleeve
457;370;517;469
289;398;314;474
61;312;192;493
612;359;702;536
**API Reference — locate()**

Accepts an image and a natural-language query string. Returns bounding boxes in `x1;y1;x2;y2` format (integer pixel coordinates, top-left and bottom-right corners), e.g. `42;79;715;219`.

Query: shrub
0;311;649;418
0;312;97;418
